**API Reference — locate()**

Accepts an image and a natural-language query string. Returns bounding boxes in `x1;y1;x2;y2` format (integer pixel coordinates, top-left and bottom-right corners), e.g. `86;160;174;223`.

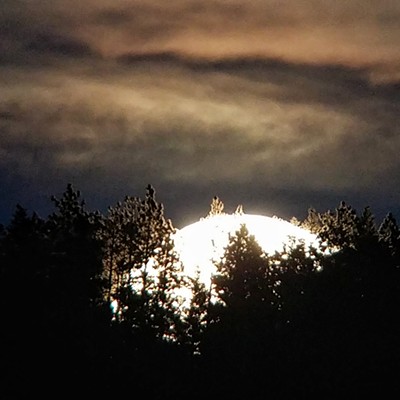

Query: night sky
1;1;399;227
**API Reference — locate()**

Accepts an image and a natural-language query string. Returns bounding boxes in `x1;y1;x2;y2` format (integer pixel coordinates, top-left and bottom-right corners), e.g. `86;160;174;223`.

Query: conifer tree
98;196;142;303
0;204;49;310
301;207;323;233
47;184;105;319
378;212;400;265
358;206;377;235
210;223;279;350
183;269;210;354
317;201;359;249
102;185;183;341
1;204;48;276
204;224;280;380
208;196;224;217
354;206;380;255
271;237;323;320
213;224;271;308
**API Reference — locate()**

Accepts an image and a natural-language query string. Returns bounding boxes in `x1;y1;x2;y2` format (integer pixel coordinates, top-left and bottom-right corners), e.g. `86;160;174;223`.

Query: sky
1;0;400;227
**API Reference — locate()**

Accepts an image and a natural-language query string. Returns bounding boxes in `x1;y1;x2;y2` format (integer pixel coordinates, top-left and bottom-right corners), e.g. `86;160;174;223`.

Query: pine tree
355;206;380;254
271;237;323;319
0;204;50;310
301;207;323;233
378;212;400;265
358;207;376;235
98;196;142;303
208;196;224;217
213;224;271;307
1;204;48;276
210;223;280;349
183;269;210;354
1;189;109;394
203;224;279;382
101;185;183;341
318;201;359;249
48;184;104;308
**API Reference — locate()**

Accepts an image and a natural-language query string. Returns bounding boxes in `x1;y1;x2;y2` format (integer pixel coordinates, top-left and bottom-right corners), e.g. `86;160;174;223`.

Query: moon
174;213;318;285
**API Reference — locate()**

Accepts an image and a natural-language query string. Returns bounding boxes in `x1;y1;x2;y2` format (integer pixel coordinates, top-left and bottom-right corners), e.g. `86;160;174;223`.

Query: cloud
25;32;94;58
2;1;400;80
1;1;399;224
1;55;399;192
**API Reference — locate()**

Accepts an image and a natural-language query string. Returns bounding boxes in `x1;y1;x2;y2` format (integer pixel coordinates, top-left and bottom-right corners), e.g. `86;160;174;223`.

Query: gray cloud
25;32;94;58
2;1;400;79
1;1;400;225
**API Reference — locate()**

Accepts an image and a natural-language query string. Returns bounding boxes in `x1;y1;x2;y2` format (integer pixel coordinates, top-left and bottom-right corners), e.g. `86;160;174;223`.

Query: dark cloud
25;32;94;58
0;1;399;226
117;52;399;107
2;1;400;76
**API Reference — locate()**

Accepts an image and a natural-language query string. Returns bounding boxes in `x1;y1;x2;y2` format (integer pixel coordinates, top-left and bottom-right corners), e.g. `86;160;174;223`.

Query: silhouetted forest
1;185;400;397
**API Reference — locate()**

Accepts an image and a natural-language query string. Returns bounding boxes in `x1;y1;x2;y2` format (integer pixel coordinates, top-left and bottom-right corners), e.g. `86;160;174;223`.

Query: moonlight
174;212;319;285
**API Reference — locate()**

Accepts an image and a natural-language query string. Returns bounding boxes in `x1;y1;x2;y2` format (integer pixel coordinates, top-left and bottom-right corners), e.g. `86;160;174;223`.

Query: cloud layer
1;1;399;225
2;1;400;79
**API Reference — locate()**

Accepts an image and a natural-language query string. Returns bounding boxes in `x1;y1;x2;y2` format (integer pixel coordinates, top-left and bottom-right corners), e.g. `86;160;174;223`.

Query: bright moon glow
174;213;319;285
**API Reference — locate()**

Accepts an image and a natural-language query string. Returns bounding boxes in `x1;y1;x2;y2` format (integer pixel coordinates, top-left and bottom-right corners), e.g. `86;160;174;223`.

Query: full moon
174;213;318;284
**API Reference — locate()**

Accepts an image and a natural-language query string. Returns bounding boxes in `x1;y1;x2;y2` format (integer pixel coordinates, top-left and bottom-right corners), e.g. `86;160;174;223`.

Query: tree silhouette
2;188;400;397
294;203;400;396
0;187;111;396
102;185;183;342
201;224;282;395
213;224;272;307
379;212;400;266
47;184;105;318
183;269;211;354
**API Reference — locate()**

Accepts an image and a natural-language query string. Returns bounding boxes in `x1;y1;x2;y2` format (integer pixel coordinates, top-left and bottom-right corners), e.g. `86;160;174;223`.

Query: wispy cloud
0;1;399;223
2;1;400;79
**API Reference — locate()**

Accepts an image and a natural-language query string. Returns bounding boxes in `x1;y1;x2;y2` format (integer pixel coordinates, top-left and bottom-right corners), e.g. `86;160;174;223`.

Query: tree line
1;185;400;397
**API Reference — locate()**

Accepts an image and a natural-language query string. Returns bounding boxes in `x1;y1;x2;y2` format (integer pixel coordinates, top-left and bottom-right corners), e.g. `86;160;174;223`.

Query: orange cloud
2;1;399;81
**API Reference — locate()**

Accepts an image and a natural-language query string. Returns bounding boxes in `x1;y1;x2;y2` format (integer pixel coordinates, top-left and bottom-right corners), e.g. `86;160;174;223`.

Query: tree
0;204;50;327
98;196;142;303
270;237;324;331
183;269;211;354
318;201;359;249
209;224;276;351
0;204;49;280
303;202;381;255
213;224;272;308
0;189;111;395
208;196;224;217
47;184;105;314
378;212;400;263
301;207;323;233
102;185;183;341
